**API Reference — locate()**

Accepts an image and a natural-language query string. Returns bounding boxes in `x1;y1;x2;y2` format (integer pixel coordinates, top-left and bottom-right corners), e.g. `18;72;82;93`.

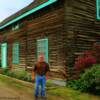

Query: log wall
0;0;100;79
0;0;65;78
64;0;100;79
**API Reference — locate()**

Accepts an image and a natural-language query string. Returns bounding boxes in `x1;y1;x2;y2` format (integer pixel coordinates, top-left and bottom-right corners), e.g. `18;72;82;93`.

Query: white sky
0;0;34;22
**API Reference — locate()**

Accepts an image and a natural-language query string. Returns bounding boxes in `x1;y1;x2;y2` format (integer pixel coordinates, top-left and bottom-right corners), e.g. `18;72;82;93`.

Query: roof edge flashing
0;0;57;30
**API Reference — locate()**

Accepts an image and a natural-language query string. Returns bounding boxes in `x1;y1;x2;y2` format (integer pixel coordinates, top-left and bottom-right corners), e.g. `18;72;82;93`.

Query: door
1;43;7;68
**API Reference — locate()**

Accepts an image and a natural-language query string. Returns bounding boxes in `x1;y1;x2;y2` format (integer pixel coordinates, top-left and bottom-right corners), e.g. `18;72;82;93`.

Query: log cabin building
0;0;100;78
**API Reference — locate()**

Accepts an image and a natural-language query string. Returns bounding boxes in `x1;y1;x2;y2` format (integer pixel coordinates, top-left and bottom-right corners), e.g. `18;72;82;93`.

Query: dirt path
0;82;63;100
0;81;34;100
0;77;63;100
0;74;99;100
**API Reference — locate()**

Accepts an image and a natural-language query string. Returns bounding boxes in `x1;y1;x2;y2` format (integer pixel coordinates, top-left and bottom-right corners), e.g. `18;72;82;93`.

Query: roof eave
0;0;57;30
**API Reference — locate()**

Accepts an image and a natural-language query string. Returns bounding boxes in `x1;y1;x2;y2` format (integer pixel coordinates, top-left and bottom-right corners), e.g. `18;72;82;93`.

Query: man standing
32;54;50;100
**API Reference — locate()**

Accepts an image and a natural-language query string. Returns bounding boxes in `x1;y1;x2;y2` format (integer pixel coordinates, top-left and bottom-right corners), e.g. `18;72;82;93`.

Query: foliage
67;64;100;95
79;64;100;94
0;68;32;82
74;50;96;71
67;80;80;90
14;70;28;80
1;68;15;77
74;42;100;71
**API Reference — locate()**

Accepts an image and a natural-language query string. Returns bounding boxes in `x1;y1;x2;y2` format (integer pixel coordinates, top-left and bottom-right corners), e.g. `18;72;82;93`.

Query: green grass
47;86;100;100
0;74;33;94
46;80;100;100
0;74;100;100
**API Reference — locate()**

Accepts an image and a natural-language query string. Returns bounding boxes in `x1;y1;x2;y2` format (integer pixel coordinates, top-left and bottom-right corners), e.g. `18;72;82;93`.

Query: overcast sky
0;0;34;22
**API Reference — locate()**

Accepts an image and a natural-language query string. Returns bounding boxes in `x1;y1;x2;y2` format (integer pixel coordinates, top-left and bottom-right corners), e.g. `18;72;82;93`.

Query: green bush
26;74;32;82
67;64;100;95
0;68;32;82
79;64;100;94
12;70;32;82
67;80;80;90
15;70;27;80
1;68;9;74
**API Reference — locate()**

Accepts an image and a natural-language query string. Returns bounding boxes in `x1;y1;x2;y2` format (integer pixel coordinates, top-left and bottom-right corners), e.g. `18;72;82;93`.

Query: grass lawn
0;74;99;100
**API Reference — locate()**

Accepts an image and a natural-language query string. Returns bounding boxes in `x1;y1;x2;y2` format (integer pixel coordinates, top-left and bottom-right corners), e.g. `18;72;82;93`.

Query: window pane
96;0;100;19
37;38;48;62
1;43;7;68
12;43;19;64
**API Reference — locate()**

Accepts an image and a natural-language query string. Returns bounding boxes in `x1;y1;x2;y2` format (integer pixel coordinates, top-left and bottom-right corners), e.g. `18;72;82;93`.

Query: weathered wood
0;0;100;79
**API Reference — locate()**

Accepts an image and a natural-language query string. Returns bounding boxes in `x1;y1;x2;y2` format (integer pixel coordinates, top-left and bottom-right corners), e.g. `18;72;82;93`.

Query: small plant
67;80;80;90
1;68;9;75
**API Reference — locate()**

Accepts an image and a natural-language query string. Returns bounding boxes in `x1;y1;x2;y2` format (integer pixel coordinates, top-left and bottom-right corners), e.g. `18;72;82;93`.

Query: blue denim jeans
34;75;46;97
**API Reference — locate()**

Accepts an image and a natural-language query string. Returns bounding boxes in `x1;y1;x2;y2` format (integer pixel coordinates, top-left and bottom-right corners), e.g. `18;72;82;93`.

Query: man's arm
32;71;35;81
46;72;49;80
31;64;36;81
46;63;50;80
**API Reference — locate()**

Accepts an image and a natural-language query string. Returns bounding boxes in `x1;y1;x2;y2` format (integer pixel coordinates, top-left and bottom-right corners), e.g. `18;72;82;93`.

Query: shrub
74;50;96;71
1;68;9;75
12;70;32;82
15;70;27;80
26;74;32;82
67;80;80;90
78;64;100;94
0;68;32;82
67;64;100;95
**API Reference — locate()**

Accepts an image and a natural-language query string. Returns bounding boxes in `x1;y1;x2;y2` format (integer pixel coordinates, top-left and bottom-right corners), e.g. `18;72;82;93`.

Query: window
37;38;48;62
12;24;19;31
96;0;100;19
12;42;19;64
1;43;7;68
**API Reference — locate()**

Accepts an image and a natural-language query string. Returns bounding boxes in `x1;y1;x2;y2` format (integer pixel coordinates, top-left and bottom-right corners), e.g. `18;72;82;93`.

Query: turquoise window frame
1;43;7;68
12;24;19;31
37;38;48;63
0;0;57;29
12;42;19;64
96;0;100;20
